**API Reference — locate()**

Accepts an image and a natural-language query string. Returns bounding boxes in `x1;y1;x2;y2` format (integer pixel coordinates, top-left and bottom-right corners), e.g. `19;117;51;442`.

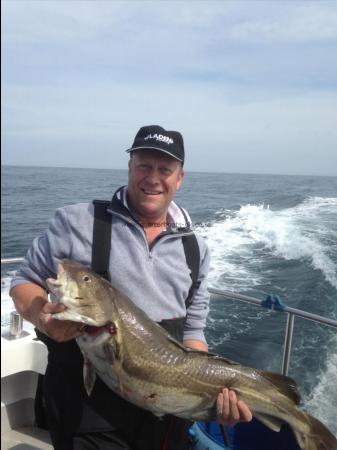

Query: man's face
127;150;184;223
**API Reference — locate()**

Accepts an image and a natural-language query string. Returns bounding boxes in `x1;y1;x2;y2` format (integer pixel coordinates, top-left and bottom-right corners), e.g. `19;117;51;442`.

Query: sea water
2;165;337;435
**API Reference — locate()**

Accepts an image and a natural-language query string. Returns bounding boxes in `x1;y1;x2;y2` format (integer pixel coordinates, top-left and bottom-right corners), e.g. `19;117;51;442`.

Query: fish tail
295;413;337;450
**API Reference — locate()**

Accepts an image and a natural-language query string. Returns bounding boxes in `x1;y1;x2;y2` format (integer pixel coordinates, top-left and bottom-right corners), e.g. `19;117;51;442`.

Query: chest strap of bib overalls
92;199;200;309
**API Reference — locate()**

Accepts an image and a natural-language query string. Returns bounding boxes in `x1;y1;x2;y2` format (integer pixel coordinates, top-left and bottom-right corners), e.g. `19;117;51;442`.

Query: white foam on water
196;196;337;290
296;196;337;212
1;276;16;326
239;203;337;289
195;212;264;290
304;336;337;437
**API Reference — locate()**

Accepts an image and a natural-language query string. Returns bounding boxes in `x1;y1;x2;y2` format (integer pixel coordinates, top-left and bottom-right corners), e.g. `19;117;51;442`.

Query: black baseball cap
126;125;184;165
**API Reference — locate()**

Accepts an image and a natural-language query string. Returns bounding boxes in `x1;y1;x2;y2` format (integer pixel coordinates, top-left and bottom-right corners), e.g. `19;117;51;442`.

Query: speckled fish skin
47;260;337;450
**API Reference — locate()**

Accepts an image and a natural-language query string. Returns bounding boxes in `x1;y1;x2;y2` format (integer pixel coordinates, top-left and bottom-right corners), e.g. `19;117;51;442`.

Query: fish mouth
47;262;82;310
83;325;105;336
46;264;68;302
83;325;107;337
82;324;117;339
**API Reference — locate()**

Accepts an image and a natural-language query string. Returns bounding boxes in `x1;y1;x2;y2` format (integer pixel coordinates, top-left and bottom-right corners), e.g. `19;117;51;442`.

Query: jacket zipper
108;210;194;259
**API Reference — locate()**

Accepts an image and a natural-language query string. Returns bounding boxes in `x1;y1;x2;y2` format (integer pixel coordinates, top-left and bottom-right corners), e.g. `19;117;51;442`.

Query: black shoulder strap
182;234;200;309
92;200;112;281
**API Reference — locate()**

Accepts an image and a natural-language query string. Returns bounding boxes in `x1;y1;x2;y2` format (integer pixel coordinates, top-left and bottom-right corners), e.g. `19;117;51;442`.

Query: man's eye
161;168;171;175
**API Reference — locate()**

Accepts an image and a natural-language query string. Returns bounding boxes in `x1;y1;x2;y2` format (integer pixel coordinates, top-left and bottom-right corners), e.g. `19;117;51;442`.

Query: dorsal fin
166;334;240;365
262;371;301;405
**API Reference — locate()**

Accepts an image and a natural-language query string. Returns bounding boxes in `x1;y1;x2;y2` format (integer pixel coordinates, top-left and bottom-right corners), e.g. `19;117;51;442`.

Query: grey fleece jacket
11;186;211;343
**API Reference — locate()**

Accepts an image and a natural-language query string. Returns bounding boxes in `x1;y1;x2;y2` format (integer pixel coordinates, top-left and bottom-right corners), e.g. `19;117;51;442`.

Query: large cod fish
47;260;337;450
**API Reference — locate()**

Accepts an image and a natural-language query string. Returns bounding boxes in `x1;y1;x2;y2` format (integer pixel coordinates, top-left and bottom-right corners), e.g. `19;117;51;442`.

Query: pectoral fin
254;412;283;432
83;357;96;396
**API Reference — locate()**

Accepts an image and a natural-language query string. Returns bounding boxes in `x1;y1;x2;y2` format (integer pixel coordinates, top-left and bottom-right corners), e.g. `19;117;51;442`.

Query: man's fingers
216;389;253;426
237;400;253;422
35;300;85;342
217;388;230;423
217;391;224;417
222;388;230;419
228;391;240;426
43;302;65;314
45;320;83;342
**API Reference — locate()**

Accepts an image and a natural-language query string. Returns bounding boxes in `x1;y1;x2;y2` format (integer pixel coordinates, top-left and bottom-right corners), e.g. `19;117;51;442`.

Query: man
10;125;252;450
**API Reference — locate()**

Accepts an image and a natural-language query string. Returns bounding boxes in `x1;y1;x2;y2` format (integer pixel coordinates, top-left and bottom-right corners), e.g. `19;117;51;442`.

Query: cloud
3;1;337;91
226;3;337;44
4;1;337;45
2;0;337;175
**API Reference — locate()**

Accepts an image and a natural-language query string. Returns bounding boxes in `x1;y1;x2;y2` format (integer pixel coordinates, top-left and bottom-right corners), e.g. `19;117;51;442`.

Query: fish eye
83;275;91;282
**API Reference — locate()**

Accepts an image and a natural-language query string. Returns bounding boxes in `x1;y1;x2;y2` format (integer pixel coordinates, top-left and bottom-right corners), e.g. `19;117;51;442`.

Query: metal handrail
209;287;337;376
208;288;337;328
1;257;24;264
2;258;337;376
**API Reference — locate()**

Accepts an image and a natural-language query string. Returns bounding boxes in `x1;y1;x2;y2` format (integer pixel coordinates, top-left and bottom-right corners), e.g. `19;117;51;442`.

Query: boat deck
1;426;52;450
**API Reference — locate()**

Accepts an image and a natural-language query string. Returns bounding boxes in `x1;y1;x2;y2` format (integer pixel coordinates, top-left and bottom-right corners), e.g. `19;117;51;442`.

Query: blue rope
261;294;286;311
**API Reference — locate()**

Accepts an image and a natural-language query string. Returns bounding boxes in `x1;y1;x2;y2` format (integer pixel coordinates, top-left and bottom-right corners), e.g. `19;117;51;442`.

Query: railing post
282;313;295;376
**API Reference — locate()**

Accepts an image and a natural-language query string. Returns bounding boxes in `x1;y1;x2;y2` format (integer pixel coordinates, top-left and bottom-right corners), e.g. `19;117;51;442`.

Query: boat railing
208;287;337;376
1;257;25;264
2;258;337;376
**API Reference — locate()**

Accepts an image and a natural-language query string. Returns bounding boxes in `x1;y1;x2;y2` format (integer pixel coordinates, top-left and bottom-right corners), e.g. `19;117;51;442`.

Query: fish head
47;259;115;327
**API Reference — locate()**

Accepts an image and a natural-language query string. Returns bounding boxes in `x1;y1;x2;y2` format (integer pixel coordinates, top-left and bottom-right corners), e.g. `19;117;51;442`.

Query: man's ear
177;169;185;190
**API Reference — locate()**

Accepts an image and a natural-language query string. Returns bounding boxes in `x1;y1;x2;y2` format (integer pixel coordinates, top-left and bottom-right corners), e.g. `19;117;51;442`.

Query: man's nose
146;169;161;184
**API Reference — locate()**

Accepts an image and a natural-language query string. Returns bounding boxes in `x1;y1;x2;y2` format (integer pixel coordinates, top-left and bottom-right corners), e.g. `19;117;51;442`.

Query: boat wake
196;196;337;290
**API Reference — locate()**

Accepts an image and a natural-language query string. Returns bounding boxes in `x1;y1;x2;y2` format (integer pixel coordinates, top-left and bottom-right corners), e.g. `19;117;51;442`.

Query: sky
2;0;337;176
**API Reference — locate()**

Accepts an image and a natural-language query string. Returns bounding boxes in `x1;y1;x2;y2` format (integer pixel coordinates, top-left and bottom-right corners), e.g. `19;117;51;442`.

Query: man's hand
11;283;84;343
216;388;252;427
183;340;253;426
36;301;84;342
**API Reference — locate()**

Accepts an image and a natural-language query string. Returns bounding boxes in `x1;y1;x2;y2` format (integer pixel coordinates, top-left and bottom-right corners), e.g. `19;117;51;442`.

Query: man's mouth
141;189;162;195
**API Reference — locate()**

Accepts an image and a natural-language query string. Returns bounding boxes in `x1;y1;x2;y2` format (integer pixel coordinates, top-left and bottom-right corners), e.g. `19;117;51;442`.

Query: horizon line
1;163;336;179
